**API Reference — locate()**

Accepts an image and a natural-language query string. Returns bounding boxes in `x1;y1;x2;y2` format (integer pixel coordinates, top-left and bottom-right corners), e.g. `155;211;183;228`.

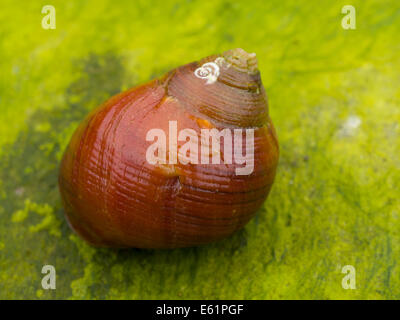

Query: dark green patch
0;53;127;298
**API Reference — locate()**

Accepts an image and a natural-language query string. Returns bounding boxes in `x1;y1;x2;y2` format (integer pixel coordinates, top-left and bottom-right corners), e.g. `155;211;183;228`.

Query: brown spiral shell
58;48;279;248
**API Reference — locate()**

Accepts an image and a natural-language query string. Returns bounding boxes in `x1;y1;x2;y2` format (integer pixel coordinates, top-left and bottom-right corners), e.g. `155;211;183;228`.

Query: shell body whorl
59;48;279;248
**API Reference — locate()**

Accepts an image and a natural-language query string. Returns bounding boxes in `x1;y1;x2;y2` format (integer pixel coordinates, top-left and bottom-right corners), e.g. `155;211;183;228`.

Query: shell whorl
167;48;268;128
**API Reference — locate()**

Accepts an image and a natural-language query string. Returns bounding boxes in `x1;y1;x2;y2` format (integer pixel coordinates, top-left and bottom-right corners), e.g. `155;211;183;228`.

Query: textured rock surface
0;0;399;299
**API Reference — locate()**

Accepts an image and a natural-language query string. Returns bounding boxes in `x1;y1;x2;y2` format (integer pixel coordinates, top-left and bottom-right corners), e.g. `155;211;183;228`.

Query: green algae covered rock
0;0;399;299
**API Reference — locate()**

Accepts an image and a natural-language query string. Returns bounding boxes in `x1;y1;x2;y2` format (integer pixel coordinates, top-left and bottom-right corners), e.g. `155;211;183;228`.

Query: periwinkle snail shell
58;48;279;248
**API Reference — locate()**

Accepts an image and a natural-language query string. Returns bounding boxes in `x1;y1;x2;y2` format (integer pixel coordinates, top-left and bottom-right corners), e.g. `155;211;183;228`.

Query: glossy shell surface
59;49;279;248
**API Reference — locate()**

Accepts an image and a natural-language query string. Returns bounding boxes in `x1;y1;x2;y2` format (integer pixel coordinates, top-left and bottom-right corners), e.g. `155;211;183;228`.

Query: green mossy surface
0;0;399;299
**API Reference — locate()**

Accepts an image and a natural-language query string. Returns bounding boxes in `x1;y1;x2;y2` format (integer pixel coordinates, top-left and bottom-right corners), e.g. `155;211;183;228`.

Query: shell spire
223;48;258;74
167;48;268;128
